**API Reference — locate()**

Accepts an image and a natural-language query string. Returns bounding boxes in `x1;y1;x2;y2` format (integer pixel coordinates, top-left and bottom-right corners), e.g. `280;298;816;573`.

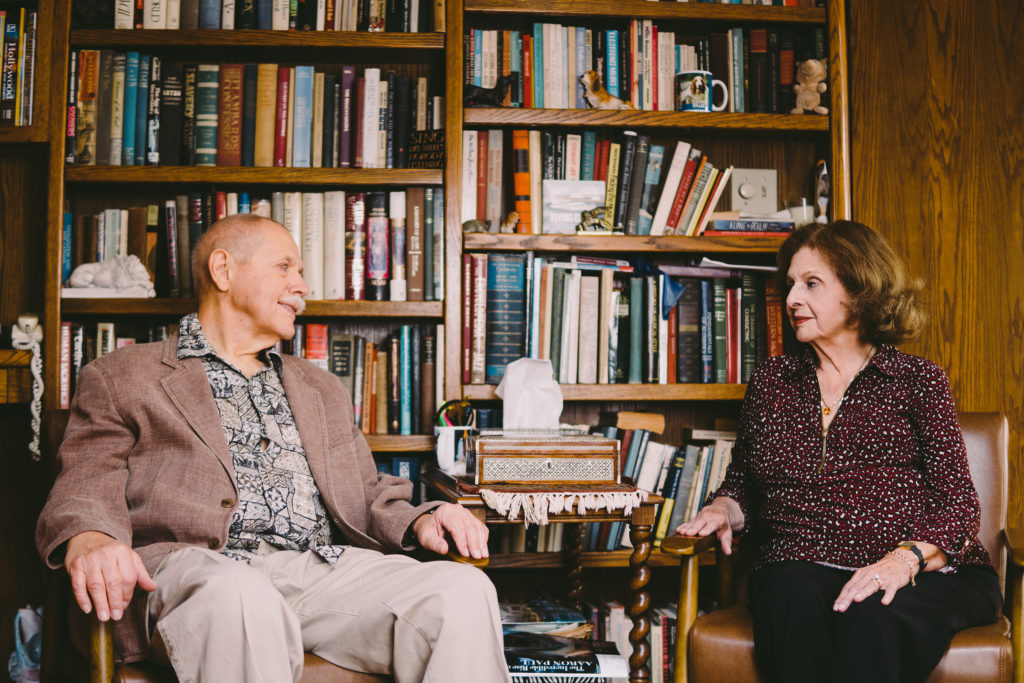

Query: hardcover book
484;252;526;385
194;64;220;166
365;191;390;300
344;192;367;300
407;129;444;169
216;63;244;166
503;631;627;677
158;61;184;166
253;63;277;167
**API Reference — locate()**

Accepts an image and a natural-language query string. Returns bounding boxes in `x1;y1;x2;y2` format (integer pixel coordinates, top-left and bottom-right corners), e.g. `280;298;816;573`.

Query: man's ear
208;249;232;292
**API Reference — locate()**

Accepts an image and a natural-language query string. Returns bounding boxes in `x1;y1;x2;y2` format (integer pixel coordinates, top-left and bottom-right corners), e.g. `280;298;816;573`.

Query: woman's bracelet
886;549;917;587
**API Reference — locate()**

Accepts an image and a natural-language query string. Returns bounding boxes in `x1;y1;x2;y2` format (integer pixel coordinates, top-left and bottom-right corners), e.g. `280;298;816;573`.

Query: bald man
37;215;511;682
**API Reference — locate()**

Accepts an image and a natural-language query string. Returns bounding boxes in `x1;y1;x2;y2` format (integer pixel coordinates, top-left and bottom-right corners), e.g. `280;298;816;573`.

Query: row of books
93;0;436;32
294;322;442;435
462;253;784;387
57;320;171;408
0;8;36;126
63;187;446;302
465;128;734;237
68;51;444;169
465;20;825;114
57;318;444;435
577;422;733;552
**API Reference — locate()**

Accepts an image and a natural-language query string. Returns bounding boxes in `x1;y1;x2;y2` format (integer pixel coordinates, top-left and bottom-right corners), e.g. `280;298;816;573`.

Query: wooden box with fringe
469;434;619;485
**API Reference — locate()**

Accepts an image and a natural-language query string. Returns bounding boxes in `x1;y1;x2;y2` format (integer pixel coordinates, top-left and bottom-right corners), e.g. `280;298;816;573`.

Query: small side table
0;349;32;404
422;465;663;683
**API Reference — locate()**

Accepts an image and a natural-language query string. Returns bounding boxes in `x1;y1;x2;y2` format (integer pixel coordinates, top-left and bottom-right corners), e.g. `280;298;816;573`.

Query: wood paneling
849;0;1024;524
0;152;48;323
0;408;47;665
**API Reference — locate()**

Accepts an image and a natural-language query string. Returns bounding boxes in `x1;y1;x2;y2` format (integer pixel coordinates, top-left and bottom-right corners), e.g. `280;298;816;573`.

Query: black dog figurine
463;74;513;107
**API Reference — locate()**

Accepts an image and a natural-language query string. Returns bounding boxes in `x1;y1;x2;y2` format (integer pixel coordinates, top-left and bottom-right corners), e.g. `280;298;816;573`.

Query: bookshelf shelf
69;29;446;50
462;383;747;401
464;108;830;132
0;126;49;144
464;0;825;24
463;233;785;253
486;549;707;569
61;298;443;318
365;435;435;452
63;166;444;185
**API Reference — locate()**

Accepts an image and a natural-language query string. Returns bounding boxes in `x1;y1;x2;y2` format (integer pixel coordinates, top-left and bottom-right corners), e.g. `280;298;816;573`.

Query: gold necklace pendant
822;404;831;416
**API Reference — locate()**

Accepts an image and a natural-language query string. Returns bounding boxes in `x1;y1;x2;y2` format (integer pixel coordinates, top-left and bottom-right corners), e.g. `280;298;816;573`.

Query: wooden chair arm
447;550;489;568
660;534;718;557
1004;528;1024;568
91;616;115;683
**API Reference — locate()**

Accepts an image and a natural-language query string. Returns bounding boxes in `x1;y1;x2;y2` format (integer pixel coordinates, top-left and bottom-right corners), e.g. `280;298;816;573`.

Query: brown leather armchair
662;412;1018;683
39;409;485;683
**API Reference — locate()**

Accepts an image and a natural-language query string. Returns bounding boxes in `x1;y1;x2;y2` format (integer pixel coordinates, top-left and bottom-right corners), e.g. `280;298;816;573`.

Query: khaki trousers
147;545;511;683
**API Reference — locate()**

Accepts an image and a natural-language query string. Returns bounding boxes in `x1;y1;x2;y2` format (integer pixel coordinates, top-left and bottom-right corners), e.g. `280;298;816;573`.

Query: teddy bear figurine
791;58;829;115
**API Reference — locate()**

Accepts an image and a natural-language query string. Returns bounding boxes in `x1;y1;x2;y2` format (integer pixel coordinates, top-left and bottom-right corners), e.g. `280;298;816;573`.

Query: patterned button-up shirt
177;313;344;564
710;344;991;572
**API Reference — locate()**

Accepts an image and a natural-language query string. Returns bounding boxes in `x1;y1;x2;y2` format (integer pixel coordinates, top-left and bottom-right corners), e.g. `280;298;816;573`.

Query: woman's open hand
674;497;743;555
833;552;916;612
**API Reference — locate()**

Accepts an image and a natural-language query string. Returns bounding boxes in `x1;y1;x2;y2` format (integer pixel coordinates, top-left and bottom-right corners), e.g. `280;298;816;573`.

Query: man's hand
64;531;157;622
412;503;489;560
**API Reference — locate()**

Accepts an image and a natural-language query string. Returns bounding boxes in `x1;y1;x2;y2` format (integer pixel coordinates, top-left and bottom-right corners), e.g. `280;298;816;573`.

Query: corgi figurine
579;70;636;111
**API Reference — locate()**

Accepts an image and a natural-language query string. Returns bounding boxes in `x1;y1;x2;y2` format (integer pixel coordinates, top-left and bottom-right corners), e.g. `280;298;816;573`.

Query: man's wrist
404;507;437;546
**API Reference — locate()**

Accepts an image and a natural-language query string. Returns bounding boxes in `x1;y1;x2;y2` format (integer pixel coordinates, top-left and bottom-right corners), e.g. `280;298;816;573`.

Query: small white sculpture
67;255;156;298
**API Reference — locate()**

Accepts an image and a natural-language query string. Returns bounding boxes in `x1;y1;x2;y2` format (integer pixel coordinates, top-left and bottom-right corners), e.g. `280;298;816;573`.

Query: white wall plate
730;168;778;215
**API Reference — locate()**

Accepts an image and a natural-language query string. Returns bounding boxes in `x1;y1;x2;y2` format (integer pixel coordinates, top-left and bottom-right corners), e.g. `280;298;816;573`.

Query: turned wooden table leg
564;522;584;611
628;504;656;683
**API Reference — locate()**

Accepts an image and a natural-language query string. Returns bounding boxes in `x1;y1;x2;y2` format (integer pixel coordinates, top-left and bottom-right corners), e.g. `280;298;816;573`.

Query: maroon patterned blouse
710;344;991;571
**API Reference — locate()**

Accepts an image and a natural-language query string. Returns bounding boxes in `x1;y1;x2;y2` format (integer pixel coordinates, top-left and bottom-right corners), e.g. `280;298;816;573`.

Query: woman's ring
872;575;882;588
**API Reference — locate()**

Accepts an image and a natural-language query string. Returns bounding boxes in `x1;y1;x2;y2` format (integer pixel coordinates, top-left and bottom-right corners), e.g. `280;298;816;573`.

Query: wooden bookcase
34;0;851;533
40;18;452;456
22;1;852;680
446;0;850;558
33;0;849;670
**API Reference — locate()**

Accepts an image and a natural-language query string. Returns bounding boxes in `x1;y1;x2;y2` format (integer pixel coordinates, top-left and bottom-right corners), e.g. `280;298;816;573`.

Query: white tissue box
469;433;620;485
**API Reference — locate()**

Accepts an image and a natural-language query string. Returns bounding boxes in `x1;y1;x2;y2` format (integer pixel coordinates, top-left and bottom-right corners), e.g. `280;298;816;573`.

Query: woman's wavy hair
776;220;926;345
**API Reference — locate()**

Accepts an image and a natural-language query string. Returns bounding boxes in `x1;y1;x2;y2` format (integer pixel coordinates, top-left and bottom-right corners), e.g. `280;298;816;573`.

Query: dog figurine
579;70;635;110
463;74;513;107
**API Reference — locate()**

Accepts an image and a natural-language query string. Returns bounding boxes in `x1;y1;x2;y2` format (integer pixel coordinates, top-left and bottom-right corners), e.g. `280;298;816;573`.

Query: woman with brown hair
677;220;1001;682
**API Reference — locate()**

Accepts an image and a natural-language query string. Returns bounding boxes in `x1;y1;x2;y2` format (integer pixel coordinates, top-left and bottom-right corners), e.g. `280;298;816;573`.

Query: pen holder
434;425;476;475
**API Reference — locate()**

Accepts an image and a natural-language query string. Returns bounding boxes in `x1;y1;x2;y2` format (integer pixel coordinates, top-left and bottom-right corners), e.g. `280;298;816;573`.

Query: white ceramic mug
675;70;728;112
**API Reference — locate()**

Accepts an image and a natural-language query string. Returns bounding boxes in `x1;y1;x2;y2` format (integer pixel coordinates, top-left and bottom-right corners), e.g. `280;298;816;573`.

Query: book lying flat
500;599;589;636
504;631;628;678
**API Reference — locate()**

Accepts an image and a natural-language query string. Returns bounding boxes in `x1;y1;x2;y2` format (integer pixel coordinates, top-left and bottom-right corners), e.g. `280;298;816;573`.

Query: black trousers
747;560;1001;683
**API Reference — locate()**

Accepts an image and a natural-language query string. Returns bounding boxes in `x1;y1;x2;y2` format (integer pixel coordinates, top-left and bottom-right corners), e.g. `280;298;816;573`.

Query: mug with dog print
675;70;728;112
